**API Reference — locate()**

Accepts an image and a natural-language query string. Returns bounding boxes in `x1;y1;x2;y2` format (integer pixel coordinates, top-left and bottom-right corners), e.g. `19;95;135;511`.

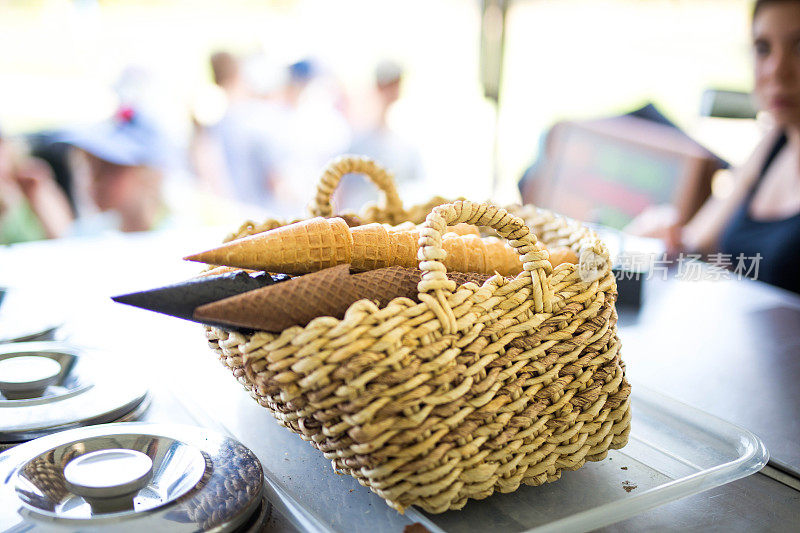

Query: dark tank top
718;132;800;294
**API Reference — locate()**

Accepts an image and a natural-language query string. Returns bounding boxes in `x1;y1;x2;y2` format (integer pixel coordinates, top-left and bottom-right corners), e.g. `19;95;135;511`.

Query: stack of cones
194;264;490;331
184;217;529;277
116;217;580;333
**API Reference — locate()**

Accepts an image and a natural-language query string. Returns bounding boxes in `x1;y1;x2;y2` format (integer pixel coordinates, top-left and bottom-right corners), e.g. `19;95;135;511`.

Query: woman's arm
626;128;781;255
680;128;780;254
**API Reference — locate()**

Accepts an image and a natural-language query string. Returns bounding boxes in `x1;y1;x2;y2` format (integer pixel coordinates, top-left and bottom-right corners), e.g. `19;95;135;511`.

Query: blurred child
61;107;170;234
336;60;422;211
0;131;73;244
204;50;281;208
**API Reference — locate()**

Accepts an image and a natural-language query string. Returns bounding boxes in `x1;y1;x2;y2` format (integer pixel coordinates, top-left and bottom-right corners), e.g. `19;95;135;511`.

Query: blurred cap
58;106;169;168
375;60;403;87
288;59;315;83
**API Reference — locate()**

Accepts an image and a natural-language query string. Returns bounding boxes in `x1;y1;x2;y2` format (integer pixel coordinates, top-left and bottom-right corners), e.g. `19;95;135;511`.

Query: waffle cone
184;217;352;275
197;266;254;277
447;223;480;236
389;230;420;269
456;234;487;274
111;270;283;328
441;234;468;273
439;235;522;276
351;224;392;271
387;222;417;233
387;222;478;237
194;265;491;332
548;246;579;267
185;218;525;277
483;237;524;276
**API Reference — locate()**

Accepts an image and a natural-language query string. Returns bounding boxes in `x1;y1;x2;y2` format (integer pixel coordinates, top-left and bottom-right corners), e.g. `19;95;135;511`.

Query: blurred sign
537;115;720;229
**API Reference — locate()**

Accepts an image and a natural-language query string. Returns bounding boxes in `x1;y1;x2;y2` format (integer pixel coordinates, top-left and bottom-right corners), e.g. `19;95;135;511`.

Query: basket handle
309;155;405;222
416;201;554;334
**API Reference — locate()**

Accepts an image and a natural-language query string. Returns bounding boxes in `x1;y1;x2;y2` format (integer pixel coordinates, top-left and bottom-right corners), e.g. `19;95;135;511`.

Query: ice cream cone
194;264;491;332
441;233;469;273
458;234;487;274
446;223;481;236
387;221;416;232
111;270;287;329
389;229;420;269
350;224;392;271
185;217;526;276
439;235;523;276
197;265;254;277
548;246;579;267
184;217;352;275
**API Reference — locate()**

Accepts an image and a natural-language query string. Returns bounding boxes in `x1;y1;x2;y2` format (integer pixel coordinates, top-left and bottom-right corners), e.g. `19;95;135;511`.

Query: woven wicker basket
206;156;631;513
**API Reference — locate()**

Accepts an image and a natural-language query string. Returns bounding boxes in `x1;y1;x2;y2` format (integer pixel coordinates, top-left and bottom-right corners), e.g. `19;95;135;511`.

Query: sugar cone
194;265;491;332
351;224;392;271
185;217;525;277
387;222;478;237
441;234;469;273
461;235;487;274
111;270;286;329
389;229;420;269
548;246;579;267
447;223;480;236
481;237;524;276
198;265;255;277
184;217;352;275
387;221;417;233
384;223;421;269
439;235;522;277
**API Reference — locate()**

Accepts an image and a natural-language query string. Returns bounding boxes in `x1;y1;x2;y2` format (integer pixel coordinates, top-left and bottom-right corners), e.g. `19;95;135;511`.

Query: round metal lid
0;289;62;344
0;355;62;399
0;322;60;344
0;342;149;445
0;423;265;532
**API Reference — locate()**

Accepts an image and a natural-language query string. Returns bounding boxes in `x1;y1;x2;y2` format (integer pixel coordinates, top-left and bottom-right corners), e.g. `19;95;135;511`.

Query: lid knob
63;449;153;514
0;355;62;399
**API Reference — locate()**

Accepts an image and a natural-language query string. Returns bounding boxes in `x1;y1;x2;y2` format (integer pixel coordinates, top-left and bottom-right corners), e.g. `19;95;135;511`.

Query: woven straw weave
205;156;631;513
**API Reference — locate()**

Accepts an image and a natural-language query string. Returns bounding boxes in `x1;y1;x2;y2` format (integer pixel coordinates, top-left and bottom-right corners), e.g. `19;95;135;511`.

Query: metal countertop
1;231;798;532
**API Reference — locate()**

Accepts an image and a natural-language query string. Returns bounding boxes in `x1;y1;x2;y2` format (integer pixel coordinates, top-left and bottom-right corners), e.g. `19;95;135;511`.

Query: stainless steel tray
180;378;768;532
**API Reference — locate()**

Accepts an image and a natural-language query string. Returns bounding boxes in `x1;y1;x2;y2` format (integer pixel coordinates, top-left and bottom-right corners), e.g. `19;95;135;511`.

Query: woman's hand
624;204;683;255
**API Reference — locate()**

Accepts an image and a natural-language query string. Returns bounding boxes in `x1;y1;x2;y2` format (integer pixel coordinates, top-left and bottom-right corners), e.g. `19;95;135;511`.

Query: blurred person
336;60;423;212
61;106;171;234
201;50;281;209
627;0;800;294
0;130;74;244
211;51;248;102
271;58;351;213
27;131;79;215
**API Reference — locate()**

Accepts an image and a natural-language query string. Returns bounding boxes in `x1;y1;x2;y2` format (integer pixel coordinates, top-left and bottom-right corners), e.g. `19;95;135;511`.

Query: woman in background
634;0;800;294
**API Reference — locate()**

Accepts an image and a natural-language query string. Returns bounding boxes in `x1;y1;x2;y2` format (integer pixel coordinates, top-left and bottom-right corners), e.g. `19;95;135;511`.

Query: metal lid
0;422;266;532
0;289;62;344
0;355;62;399
63;449;154;513
0;342;149;445
0;323;60;344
